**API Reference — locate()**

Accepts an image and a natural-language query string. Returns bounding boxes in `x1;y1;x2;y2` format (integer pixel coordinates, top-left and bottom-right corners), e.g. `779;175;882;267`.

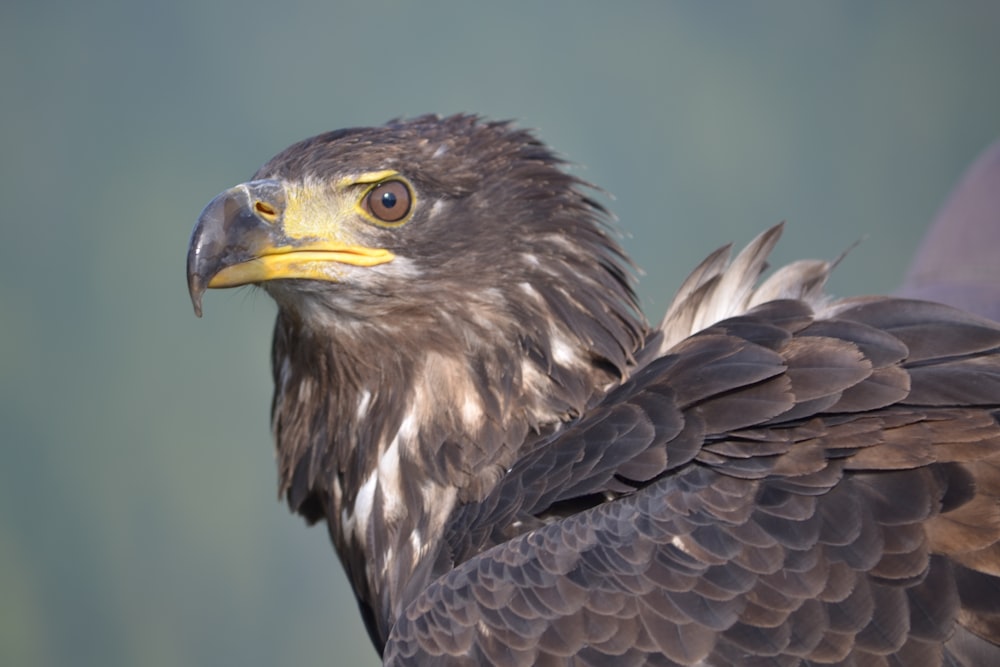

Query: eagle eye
363;180;412;224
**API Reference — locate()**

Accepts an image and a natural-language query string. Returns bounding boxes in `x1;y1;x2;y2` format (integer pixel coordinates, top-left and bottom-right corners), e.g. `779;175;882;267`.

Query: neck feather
269;281;644;645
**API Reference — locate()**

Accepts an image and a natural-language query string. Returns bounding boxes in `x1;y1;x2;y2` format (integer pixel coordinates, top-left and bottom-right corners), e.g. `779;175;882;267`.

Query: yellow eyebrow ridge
335;170;400;189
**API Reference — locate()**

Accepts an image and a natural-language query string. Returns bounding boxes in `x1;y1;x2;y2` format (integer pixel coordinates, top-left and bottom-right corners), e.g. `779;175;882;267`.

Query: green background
3;2;1000;665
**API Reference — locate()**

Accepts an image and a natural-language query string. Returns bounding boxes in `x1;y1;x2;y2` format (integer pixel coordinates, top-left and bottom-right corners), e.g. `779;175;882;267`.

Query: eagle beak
187;179;395;317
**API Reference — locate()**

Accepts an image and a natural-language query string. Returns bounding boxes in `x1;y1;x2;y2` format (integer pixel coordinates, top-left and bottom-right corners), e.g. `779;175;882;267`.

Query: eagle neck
269;282;645;646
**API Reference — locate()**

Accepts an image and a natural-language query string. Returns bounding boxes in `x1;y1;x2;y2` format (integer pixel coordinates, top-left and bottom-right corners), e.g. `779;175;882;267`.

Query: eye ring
363;180;412;224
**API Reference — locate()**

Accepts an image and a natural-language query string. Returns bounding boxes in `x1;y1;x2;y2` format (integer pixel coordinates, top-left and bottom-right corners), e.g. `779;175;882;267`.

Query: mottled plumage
188;115;1000;665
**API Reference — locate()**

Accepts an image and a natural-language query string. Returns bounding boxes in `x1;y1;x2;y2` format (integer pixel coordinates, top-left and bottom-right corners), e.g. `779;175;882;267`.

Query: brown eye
363;180;412;223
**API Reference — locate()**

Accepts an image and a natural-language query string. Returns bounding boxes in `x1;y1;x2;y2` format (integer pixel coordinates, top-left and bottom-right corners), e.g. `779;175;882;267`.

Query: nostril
254;201;278;218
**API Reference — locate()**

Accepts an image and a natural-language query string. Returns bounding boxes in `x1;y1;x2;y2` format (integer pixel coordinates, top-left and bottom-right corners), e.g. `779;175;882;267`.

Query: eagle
187;114;1000;666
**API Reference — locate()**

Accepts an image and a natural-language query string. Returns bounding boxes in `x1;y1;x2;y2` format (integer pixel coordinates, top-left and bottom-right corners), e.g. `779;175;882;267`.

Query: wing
383;298;1000;666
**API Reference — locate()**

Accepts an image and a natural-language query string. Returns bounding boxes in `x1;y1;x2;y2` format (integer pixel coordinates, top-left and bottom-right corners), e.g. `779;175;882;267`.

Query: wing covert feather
386;297;1000;665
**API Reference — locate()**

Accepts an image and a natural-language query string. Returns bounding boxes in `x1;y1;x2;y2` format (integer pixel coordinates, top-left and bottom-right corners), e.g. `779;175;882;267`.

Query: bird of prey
187;115;1000;666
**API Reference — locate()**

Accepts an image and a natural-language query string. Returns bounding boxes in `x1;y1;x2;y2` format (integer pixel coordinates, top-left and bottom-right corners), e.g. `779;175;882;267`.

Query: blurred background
3;2;999;665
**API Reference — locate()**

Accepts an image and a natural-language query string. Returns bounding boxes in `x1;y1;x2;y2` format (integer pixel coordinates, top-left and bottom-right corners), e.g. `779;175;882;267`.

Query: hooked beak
186;179;395;316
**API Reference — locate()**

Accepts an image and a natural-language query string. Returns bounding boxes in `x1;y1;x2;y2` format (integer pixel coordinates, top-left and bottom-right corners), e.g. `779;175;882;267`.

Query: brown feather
187;116;1000;665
